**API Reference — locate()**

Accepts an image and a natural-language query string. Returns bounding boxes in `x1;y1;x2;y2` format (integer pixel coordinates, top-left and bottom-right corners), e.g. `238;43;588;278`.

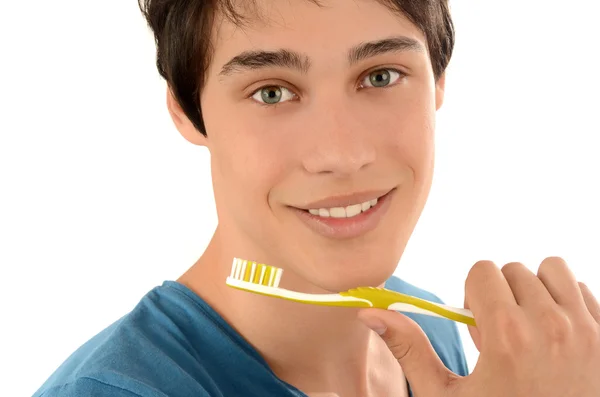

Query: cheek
203;95;299;203
378;93;436;176
209;127;291;212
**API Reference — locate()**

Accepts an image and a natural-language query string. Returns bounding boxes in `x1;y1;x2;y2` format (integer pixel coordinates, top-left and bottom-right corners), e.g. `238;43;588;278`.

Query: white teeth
318;208;330;217
346;204;362;217
308;198;380;219
329;207;346;218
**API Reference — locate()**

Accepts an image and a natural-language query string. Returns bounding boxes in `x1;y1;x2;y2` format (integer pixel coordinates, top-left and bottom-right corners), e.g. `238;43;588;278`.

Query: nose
301;102;376;176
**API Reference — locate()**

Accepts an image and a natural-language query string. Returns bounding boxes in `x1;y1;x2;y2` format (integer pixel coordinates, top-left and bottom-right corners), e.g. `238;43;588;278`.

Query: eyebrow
219;49;311;77
218;36;424;77
348;36;424;65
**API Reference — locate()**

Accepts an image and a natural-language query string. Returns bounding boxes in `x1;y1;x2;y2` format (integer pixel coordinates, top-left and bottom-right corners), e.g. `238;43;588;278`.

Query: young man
34;0;600;396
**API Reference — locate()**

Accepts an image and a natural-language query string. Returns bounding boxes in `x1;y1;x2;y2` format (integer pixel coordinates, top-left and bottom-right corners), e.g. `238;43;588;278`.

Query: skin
166;0;600;396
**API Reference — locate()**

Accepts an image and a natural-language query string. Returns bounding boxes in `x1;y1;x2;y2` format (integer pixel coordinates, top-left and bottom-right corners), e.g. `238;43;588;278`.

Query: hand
357;257;600;397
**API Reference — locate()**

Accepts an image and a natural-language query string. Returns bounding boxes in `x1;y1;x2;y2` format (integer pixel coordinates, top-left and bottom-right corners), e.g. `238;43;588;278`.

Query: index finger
465;260;519;331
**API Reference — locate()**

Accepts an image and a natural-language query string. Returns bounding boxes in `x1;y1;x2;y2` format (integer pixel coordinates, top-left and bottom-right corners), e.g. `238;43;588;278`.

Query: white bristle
273;267;283;288
249;261;256;282
268;268;276;287
235;259;243;279
259;266;266;285
230;258;237;278
241;260;248;281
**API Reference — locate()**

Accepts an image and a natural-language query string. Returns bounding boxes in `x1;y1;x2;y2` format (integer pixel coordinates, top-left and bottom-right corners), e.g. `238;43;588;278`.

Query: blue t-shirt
34;277;469;397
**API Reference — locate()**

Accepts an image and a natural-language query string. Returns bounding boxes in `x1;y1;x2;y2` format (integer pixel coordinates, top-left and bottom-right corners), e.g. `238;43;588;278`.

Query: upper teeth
308;198;378;218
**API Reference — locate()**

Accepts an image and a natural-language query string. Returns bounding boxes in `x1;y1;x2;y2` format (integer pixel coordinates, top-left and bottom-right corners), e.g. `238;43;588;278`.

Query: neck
177;227;405;396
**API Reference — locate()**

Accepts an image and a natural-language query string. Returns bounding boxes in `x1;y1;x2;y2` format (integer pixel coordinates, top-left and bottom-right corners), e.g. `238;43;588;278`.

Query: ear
166;87;207;146
435;72;446;111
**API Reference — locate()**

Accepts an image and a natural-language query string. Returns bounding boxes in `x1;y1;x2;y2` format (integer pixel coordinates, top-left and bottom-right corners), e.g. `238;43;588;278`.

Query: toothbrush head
226;257;373;308
228;257;283;288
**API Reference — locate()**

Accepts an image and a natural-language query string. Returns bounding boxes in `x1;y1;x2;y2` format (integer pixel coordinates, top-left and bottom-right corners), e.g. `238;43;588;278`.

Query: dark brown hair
138;0;455;136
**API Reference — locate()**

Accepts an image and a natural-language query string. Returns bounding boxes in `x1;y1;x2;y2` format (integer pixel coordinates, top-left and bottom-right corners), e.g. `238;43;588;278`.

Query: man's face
196;0;444;291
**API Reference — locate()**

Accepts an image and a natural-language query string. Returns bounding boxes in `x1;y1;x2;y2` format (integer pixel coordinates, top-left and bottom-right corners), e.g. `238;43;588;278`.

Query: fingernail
358;316;387;335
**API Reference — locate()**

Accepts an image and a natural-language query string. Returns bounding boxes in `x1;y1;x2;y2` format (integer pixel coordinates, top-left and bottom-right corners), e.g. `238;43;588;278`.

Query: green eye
261;86;282;104
252;86;295;105
363;69;402;88
370;70;391;87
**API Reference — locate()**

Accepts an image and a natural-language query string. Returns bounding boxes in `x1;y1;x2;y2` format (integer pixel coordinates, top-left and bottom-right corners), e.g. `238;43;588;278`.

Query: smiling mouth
295;189;392;219
303;197;381;218
290;189;395;240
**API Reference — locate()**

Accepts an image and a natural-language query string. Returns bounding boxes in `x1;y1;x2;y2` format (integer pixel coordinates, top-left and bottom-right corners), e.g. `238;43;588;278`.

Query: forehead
208;0;427;72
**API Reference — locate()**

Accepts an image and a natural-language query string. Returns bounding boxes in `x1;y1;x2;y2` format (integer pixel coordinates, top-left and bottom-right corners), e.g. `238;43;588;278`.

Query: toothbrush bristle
274;267;283;287
230;258;237;278
241;260;247;280
231;258;283;287
249;261;256;283
258;265;266;285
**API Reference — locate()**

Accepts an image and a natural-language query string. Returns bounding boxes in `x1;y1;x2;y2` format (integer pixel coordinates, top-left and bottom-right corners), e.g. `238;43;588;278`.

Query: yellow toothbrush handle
340;287;477;326
388;301;476;326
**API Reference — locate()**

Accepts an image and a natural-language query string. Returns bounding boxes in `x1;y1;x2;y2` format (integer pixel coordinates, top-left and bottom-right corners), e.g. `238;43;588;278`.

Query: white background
1;1;599;395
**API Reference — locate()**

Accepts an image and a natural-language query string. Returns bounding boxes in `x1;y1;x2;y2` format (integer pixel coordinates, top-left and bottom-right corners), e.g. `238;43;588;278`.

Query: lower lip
292;189;395;240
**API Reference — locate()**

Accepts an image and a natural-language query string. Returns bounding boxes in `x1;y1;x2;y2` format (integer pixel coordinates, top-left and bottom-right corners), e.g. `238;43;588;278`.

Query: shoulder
385;275;470;376
33;282;219;397
37;375;213;397
36;376;153;397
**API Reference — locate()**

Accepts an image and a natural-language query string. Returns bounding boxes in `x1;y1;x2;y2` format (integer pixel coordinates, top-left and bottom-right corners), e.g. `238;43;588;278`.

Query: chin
268;217;411;292
308;257;399;293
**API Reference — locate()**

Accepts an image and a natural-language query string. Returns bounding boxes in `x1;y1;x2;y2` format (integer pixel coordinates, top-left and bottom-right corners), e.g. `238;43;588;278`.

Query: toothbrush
226;258;476;326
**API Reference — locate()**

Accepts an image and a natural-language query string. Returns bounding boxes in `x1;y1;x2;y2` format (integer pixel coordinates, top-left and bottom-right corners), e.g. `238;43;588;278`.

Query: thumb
357;308;457;396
